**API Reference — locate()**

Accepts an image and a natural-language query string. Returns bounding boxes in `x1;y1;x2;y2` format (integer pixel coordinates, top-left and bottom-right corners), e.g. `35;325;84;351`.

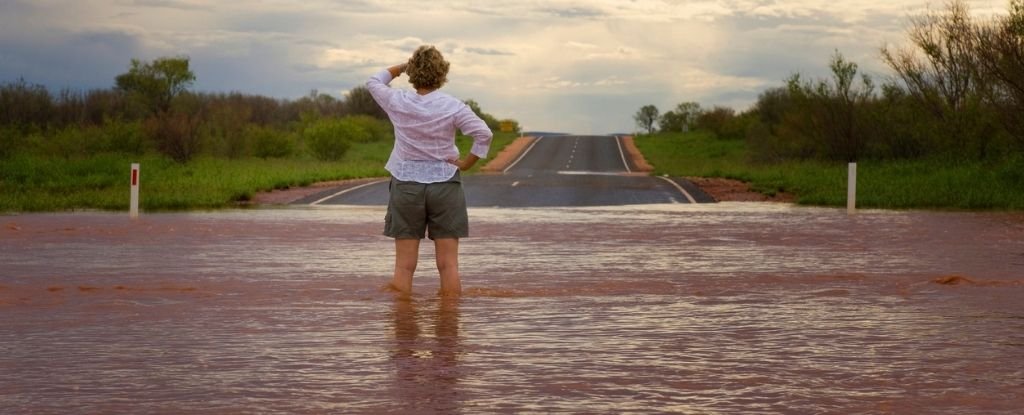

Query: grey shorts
384;172;468;240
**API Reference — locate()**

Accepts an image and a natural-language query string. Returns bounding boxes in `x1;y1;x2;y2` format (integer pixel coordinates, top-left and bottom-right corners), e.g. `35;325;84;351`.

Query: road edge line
309;179;388;206
657;176;697;204
503;136;543;174
614;135;632;173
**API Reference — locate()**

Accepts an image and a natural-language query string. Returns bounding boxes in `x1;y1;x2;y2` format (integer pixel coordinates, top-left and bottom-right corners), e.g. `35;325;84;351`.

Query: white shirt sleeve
455;104;493;159
365;69;397;110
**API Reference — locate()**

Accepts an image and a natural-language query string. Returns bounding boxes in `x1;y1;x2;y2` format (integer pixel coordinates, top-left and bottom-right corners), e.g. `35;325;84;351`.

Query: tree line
1;57;514;162
635;0;1024;163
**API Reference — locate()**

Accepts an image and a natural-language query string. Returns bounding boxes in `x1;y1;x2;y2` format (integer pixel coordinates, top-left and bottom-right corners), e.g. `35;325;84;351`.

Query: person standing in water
366;45;493;297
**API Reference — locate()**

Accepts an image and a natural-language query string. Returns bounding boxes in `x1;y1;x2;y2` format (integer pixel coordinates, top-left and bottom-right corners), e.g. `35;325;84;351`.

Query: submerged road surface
3;207;1024;413
300;135;714;207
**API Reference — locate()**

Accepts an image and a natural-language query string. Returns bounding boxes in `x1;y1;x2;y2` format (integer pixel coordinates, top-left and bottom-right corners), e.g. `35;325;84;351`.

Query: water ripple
2;204;1023;413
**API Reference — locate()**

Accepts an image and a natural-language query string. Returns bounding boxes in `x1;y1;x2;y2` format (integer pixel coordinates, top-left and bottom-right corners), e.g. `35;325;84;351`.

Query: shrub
44;126;106;158
498;118;521;133
659;102;701;133
696;106;737;139
249;126;293;159
345;115;391;142
145;111;202;163
0;126;21;158
304;118;363;161
103;119;146;155
0;79;53;129
308;134;350;161
201;100;251;158
997;155;1024;186
82;90;128;126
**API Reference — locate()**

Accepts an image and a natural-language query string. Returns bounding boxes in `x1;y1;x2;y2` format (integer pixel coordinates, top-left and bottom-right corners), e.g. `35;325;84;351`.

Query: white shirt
366;69;493;183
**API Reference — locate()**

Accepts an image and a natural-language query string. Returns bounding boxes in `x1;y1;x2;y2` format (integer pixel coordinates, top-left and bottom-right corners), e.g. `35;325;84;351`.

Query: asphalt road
299;135;714;207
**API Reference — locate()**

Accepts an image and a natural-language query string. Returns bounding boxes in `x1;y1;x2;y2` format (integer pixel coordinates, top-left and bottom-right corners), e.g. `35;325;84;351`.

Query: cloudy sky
0;0;1009;134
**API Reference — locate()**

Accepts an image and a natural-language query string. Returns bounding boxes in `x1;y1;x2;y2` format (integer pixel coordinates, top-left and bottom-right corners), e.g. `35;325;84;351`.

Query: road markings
512;181;520;187
614;135;632;173
503;136;543;173
557;170;626;176
310;179;388;206
656;176;697;204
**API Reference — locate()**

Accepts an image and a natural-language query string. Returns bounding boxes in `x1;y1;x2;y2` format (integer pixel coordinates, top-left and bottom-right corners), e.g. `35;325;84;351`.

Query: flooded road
2;204;1023;413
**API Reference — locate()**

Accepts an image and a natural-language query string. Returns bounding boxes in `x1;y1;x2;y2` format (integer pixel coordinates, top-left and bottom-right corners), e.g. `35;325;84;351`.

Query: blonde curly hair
406;45;449;90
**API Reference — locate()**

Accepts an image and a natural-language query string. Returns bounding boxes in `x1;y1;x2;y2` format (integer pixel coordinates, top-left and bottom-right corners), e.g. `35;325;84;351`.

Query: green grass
457;131;518;173
634;131;1024;210
0;132;519;212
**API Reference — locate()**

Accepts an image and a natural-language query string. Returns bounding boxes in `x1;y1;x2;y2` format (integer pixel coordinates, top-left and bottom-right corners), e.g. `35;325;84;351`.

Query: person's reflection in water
390;297;462;413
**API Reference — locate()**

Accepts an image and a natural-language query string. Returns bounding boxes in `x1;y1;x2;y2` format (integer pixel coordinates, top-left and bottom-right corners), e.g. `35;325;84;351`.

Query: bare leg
387;238;420;297
434;238;461;297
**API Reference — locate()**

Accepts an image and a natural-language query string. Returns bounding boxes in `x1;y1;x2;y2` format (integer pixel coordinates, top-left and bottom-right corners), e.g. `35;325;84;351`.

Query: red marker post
130;163;140;219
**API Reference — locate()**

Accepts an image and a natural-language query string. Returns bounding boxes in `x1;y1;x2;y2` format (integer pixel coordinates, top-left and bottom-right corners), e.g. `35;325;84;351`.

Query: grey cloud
455;5;505;16
182;34;379;99
706;11;895;85
464;47;514;56
291;37;341;49
130;0;213;11
320;0;394;13
0;0;34;14
382;37;427;53
858;11;910;35
291;63;324;73
724;8;847;32
708;43;823;81
0;28;144;90
539;6;606;19
220;9;343;35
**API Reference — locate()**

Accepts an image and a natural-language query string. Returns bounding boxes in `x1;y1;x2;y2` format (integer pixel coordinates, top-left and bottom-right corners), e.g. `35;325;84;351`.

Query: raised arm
365;63;409;108
387;63;408;78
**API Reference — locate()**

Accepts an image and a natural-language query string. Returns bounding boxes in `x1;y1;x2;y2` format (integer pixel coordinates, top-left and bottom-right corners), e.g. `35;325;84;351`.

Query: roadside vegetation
0;57;520;212
636;131;1024;209
633;0;1024;210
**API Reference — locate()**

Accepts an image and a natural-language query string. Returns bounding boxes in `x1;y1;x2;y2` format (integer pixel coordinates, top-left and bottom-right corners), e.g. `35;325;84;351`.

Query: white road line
309;179;387;206
657;176;697;204
614;135;632;173
503;136;543;174
558;170;627;176
511;181;520;187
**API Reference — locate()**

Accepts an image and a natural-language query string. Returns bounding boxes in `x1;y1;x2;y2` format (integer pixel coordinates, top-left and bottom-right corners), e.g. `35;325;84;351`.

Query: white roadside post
847;162;857;214
130;163;140;219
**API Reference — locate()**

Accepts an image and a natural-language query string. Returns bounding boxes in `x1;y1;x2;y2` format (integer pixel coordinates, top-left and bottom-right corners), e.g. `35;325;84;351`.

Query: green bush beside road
635;131;1024;210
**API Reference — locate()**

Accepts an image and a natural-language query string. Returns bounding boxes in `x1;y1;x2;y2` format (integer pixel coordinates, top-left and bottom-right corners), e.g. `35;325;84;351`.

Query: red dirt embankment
618;136;654;172
620;135;792;203
479;135;536;172
685;177;795;203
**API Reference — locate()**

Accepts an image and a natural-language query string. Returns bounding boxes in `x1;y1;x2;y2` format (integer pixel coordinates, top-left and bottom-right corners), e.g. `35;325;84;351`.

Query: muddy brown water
2;204;1023;413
